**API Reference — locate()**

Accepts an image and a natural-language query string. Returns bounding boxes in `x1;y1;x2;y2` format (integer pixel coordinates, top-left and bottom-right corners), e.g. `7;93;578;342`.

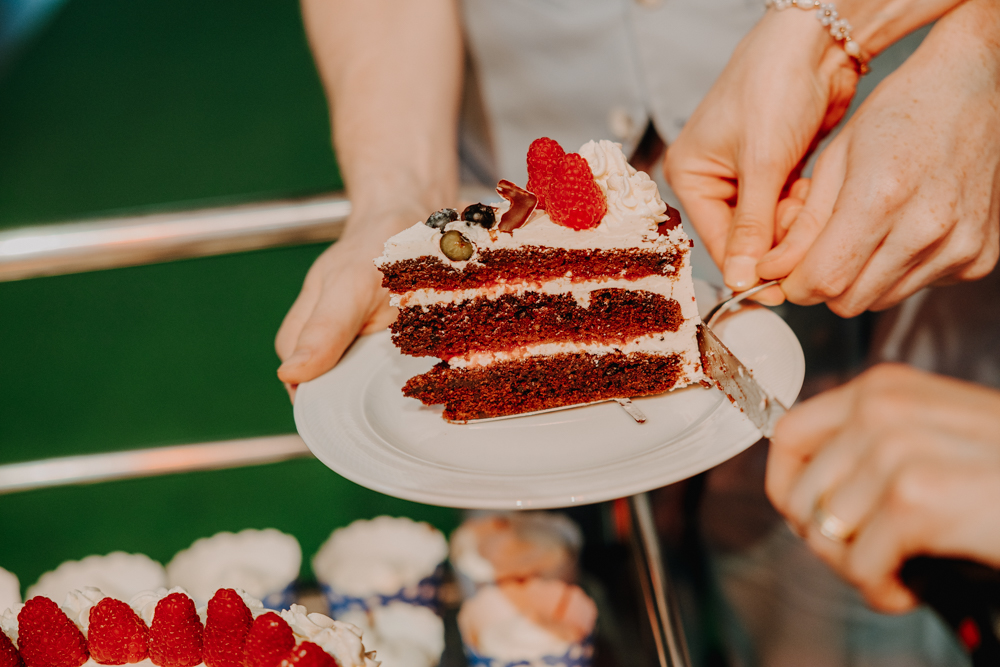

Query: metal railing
0;194;351;282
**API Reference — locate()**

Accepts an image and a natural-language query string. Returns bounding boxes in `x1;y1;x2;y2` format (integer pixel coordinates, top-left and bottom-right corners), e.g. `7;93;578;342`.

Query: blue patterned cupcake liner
321;562;445;617
463;633;595;667
261;581;297;611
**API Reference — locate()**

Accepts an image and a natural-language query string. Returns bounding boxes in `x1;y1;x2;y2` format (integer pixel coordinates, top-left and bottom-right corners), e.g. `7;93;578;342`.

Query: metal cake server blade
696;322;788;438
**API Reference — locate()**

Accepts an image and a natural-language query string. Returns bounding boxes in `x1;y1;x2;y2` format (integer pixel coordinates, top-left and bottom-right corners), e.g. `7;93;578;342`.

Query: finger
865;220;998;312
275;274;323;361
781;162;898;307
277;264;386;385
671;175;737;270
773;177;812;245
757;147;846;282
750;284;785;307
783;423;869;539
723;167;787;290
765;382;855;512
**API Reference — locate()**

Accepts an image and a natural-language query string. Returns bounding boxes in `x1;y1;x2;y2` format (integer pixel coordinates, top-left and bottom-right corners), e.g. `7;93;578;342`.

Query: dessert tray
295;282;804;510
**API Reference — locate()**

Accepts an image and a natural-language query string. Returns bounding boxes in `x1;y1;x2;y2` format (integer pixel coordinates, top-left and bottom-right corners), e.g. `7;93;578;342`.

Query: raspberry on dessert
17;597;89;667
526;137;565;210
0;630;24;667
203;589;253;667
148;592;203;667
278;642;337;667
88;598;150;665
547;153;607;230
243;613;294;667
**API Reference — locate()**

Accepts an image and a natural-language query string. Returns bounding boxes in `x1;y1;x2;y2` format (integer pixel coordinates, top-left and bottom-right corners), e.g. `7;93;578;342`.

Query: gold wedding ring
812;500;855;543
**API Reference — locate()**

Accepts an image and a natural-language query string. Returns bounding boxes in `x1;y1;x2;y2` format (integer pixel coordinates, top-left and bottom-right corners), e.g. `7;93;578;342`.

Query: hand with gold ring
766;363;1000;612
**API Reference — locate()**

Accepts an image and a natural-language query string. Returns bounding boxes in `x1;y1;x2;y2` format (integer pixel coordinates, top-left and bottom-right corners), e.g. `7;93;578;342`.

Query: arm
275;0;463;397
766;364;1000;612
665;0;968;299
757;0;1000;316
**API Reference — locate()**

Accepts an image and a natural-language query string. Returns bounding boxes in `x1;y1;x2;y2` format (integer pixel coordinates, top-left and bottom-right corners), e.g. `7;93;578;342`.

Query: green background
0;0;459;595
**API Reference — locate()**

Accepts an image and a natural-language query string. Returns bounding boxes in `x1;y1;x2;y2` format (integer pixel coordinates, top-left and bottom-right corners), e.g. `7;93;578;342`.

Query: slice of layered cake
375;138;703;422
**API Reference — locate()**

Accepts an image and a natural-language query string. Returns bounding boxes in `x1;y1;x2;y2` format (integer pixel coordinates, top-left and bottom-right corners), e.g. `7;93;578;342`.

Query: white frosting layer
446;324;703;373
339;602;444;667
28;553;166;606
375;140;685;270
166;529;301;605
312;517;447;598
394;273;696;317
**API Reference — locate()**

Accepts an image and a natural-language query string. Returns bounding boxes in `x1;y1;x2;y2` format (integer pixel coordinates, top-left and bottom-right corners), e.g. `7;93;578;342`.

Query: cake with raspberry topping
0;587;379;667
375;138;703;422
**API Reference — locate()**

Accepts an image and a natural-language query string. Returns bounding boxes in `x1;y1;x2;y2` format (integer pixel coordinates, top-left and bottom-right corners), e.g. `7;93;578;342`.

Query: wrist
825;0;964;56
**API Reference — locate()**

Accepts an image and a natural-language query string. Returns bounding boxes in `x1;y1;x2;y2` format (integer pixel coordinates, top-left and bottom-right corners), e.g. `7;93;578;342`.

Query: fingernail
279;349;311;371
724;255;758;290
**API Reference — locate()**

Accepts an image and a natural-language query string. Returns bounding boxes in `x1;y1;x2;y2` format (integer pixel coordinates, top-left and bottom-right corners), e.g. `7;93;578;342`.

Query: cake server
701;282;1000;665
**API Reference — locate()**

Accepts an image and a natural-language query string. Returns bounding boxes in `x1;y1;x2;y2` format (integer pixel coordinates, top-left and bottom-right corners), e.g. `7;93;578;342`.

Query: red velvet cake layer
380;247;685;293
403;351;686;421
391;288;683;359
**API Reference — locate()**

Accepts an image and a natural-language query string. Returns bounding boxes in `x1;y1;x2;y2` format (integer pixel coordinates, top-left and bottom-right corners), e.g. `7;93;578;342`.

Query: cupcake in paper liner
458;579;597;667
450;513;582;599
0;567;19;615
339;601;445;667
313;516;448;616
28;552;166;604
167;528;302;608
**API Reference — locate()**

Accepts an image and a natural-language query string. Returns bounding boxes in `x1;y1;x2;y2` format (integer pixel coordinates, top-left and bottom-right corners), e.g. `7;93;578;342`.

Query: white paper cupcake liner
321;563;444;617
313;517;448;617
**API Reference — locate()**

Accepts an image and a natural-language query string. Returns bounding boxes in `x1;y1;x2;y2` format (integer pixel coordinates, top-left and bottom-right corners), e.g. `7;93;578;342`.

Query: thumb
723;167;786;290
277;273;381;386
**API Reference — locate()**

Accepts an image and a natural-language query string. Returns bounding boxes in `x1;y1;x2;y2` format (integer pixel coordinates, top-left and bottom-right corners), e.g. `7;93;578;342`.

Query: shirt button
608;107;636;140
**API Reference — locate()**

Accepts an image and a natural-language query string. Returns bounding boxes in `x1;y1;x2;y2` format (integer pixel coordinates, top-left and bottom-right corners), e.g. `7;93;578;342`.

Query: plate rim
295;299;804;509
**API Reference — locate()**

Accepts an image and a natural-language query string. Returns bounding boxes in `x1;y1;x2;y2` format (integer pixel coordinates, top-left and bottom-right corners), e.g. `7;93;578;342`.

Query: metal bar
630;492;692;667
0;434;313;494
0;195;351;282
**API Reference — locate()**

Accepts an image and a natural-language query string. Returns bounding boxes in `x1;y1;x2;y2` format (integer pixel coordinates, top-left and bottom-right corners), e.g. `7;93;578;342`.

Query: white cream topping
0;569;19;619
375;140;685;269
459;583;596;661
1;604;22;645
339;603;444;667
62;587;107;634
166;529;301;606
28;553;166;606
280;605;380;667
449;529;496;585
312;517;447;598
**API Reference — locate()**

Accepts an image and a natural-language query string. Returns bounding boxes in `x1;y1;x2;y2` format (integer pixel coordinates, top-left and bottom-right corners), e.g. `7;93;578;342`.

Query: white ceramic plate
295;288;804;510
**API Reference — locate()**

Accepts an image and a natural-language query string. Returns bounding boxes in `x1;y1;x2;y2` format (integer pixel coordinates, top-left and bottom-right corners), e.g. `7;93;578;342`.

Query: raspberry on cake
375;138;703;422
0;589;379;667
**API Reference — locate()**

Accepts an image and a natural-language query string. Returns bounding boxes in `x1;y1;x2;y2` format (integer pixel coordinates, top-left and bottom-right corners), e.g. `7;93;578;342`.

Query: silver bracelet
765;0;871;74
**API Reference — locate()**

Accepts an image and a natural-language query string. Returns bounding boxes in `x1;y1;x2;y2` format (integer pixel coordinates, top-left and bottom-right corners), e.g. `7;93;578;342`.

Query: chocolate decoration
496;180;538;233
657;204;683;235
